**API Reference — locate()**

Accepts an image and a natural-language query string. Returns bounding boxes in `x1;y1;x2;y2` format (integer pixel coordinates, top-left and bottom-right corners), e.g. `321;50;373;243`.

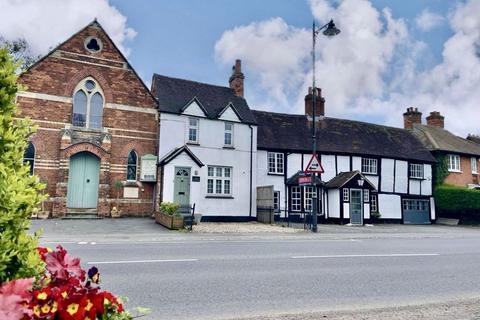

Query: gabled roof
180;97;208;116
411;124;480;157
22;19;157;104
325;171;376;189
151;74;256;124
158;145;204;167
252;110;436;163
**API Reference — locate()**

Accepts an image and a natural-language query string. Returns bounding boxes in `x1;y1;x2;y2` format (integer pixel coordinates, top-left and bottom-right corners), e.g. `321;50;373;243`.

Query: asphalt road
32;220;480;320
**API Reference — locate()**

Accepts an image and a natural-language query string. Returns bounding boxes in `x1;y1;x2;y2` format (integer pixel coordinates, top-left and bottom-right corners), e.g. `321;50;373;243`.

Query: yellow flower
61;291;68;298
104;298;110;305
67;303;79;315
51;301;58;313
37;292;48;300
41;304;51;313
33;305;41;317
85;299;93;311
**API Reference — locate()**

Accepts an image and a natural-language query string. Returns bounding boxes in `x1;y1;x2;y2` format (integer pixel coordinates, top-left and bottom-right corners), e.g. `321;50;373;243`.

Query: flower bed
0;246;144;320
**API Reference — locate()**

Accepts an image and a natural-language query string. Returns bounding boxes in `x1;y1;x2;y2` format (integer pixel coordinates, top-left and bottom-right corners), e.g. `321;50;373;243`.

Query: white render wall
159;113;257;217
327;189;340;218
378;194;402;219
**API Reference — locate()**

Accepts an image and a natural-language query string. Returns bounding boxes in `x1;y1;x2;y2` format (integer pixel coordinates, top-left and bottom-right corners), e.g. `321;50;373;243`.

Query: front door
67;152;100;208
173;167;191;213
350;189;363;225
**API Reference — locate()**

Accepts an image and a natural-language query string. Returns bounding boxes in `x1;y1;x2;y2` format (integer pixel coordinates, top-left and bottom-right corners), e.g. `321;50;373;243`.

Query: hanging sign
305;154;324;174
298;174;312;186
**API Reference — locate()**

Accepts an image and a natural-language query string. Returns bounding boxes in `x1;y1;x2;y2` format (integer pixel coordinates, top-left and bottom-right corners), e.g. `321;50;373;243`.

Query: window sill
223;145;235;149
448;170;462;173
268;172;285;176
409;177;425;180
187;142;200;146
472;172;478;175
361;172;378;176
205;195;234;199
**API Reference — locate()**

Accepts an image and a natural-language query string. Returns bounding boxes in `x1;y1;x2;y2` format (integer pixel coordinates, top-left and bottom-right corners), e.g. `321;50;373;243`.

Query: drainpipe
249;125;254;219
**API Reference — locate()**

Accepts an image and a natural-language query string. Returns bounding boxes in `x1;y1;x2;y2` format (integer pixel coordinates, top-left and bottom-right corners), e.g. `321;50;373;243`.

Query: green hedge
434;185;480;223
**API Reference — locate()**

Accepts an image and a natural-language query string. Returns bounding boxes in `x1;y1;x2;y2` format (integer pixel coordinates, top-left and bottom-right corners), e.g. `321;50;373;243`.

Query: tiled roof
151;74;256;124
252;110;436;163
411;124;480;157
325;171;375;189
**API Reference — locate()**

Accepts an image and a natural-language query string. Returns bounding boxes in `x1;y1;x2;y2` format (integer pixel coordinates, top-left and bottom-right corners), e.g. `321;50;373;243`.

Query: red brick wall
444;155;479;186
16;22;158;217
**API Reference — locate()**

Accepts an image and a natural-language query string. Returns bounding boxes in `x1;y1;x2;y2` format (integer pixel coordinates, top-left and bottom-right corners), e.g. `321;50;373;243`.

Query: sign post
305;154;324;232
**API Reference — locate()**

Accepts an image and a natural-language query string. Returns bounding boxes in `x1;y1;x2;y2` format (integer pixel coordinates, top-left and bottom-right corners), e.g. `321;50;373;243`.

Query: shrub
159;202;180;216
434;184;480;222
0;47;46;283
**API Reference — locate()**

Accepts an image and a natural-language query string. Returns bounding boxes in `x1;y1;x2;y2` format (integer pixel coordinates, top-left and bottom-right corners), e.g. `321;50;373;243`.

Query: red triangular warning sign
305;154;324;173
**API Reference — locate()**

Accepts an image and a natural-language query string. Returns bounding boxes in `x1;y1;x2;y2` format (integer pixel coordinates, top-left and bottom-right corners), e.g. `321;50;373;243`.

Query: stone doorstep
435;218;460;226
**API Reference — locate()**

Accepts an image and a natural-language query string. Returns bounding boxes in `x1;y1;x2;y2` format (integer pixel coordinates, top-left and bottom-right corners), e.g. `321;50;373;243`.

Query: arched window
127;150;138;181
24;142;35;175
72;78;104;129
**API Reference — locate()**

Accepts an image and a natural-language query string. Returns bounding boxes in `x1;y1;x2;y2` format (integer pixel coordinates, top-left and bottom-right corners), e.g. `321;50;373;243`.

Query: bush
159;202;180;216
434;184;480;223
0;47;46;283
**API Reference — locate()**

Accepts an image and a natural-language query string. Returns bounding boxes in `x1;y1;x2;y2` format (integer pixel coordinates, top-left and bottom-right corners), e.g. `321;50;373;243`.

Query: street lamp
311;19;340;233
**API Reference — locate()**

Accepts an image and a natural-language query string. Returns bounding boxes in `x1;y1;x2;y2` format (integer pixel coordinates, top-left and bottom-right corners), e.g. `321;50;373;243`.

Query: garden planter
155;211;184;230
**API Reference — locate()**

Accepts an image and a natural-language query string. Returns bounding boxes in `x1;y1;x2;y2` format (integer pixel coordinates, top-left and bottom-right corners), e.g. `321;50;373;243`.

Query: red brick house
16;20;158;218
404;108;480;187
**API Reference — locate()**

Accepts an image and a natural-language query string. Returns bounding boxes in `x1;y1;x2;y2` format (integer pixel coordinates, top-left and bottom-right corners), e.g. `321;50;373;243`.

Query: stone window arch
127;150;138;181
72;77;104;129
24;142;35;175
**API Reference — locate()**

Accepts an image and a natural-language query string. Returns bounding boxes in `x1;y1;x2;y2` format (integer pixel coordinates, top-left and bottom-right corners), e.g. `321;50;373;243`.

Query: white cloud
0;0;136;56
415;8;445;32
215;0;480;136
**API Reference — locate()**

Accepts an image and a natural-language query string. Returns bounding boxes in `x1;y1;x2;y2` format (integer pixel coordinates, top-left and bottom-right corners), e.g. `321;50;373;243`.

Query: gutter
249;125;254;219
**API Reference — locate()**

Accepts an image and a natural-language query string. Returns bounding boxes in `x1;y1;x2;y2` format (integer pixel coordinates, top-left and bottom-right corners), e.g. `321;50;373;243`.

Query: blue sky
1;0;479;135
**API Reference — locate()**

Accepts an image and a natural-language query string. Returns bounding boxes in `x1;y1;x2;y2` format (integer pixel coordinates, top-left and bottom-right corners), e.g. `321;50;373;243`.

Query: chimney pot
305;87;325;119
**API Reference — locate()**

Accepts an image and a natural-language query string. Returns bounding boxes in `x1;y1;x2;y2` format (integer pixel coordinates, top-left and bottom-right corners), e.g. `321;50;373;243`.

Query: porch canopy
286;170;325;187
325;170;376;190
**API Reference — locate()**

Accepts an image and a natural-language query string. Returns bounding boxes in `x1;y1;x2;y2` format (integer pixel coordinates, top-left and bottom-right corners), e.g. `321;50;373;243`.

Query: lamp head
323;19;341;37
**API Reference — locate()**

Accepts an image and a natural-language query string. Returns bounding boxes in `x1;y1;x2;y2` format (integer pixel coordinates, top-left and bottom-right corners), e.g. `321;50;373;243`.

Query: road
32;220;480;320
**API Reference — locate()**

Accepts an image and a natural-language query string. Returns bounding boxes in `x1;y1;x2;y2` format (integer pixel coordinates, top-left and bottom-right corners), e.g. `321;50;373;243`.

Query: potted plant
155;202;184;230
111;180;123;218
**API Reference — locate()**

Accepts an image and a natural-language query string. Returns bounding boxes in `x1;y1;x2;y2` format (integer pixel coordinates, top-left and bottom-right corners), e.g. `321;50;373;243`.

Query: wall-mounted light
358;177;365;187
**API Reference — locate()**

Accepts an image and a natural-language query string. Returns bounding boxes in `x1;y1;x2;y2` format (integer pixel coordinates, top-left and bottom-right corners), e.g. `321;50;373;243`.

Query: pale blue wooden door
67;152;100;208
173;167;190;213
350;189;363;225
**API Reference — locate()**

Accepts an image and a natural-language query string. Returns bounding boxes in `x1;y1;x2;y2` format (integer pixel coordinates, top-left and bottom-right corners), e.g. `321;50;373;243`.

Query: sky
1;0;479;136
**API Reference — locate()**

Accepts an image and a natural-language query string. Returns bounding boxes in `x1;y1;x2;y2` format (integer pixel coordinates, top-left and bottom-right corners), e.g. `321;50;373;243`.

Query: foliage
370;211;381;219
0;246;150;320
433;154;449;186
0;37;40;71
160;202;180;216
0;48;46;283
434;184;480;221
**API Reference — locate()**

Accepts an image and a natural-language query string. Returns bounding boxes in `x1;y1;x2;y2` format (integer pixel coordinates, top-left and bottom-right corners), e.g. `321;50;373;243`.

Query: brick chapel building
16;20;159;217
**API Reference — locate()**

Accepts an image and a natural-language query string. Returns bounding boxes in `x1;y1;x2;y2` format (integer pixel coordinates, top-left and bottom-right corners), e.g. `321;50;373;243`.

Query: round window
84;37;102;53
85;80;96;91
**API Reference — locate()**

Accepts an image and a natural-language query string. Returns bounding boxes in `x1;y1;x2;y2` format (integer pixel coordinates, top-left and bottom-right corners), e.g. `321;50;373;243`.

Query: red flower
44;245;85;282
0;278;34;320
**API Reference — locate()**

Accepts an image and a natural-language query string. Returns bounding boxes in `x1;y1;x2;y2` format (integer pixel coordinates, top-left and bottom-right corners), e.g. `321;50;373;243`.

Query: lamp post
311;19;340;233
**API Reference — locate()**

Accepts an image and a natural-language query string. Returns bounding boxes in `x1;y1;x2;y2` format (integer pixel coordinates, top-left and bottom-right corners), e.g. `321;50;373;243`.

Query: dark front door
350;189;363;225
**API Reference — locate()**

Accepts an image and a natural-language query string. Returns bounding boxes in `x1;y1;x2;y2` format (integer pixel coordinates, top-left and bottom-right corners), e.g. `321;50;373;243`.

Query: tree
0;37;40;71
0;47;46;283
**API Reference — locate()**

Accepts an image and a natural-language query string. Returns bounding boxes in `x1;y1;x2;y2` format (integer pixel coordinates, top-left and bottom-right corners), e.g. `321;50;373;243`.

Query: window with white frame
268;152;284;174
370;194;378;212
273;191;280;213
72;78;104;129
409;163;424;179
224;122;233;146
207;166;232;196
447;154;460;172
304;187;315;212
188;118;199;143
343;188;349;202
361;158;378;174
471;157;478;174
291;186;301;212
363;189;369;202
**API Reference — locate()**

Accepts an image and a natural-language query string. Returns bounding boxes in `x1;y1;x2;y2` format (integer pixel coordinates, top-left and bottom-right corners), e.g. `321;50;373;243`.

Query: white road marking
87;258;198;265
78;241;88;245
291;253;440;259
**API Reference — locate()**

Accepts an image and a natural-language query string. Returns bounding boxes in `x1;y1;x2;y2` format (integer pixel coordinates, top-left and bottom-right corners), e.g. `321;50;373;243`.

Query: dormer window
72;78;104;129
85;36;102;53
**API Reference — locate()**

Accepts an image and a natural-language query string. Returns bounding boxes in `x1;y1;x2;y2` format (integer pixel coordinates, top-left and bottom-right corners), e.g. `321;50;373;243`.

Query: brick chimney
229;59;244;97
426;111;444;128
305;87;325;120
403;107;422;129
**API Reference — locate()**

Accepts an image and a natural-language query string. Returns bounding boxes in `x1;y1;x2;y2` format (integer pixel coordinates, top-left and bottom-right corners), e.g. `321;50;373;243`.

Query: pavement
30;218;480;320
